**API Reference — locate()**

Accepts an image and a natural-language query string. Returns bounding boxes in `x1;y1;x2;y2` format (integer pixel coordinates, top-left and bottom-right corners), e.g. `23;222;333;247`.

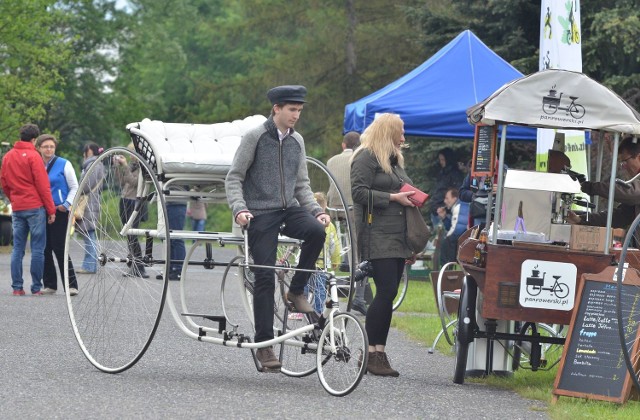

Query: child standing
306;192;341;314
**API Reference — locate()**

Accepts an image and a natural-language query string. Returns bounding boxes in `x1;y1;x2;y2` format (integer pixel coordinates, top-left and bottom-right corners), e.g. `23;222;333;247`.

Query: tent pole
604;133;620;254
595;132;604;212
490;125;508;244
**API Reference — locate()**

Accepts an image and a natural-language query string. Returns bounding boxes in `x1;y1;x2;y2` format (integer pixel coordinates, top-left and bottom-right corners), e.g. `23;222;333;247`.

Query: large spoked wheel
307;157;356;312
316;312;367;396
616;214;640;391
64;147;170;373
392;266;409;311
453;278;477;384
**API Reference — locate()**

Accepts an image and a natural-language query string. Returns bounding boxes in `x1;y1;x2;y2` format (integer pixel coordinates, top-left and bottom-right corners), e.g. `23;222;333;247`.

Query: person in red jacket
0;124;56;296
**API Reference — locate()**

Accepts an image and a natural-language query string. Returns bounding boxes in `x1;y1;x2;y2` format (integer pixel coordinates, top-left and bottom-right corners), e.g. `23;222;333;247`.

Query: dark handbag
470;196;488;218
406;206;430;253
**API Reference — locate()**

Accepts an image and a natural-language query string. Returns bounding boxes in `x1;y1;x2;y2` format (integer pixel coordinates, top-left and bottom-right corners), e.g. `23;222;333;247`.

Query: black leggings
366;258;405;346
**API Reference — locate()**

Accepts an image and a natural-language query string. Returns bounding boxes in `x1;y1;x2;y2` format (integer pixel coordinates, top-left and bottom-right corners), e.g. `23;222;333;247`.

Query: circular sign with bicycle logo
519;259;577;310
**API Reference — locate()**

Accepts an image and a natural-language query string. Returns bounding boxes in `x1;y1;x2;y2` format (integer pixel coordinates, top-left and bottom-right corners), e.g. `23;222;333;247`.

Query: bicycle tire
306;157;356;311
316;312;368;396
392;266;409;311
616;213;640;392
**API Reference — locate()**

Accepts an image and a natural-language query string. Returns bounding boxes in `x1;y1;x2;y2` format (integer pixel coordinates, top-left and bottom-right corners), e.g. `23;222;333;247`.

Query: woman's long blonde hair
352;113;404;173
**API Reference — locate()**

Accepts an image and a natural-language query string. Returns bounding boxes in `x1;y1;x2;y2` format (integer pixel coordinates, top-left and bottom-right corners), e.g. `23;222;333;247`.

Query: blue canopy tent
343;30;536;140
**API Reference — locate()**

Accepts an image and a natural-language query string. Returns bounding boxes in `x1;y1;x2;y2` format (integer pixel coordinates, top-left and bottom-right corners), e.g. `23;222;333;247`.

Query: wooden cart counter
458;238;615;325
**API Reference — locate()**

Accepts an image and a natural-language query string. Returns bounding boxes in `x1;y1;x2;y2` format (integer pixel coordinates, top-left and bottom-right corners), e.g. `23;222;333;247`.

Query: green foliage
0;0;70;142
206;204;232;233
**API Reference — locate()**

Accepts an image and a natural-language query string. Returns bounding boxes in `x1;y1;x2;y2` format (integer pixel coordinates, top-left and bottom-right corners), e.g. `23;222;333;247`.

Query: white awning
467;69;640;134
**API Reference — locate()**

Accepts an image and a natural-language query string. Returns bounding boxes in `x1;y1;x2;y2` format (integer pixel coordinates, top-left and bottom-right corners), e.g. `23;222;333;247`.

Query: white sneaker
41;288;57;295
69;288;79;296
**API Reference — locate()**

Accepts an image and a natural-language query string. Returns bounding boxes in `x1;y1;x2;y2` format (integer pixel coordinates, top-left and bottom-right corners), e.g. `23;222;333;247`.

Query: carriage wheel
316;312;368;396
453;279;477;384
64;147;169;373
306;157;356;312
616;213;640;391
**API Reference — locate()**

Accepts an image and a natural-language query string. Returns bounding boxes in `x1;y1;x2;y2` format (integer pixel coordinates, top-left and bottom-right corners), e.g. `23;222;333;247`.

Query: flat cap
267;85;307;104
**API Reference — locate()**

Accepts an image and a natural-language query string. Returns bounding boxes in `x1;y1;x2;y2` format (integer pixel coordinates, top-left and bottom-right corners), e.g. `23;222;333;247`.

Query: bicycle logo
542;86;585;119
525;268;569;299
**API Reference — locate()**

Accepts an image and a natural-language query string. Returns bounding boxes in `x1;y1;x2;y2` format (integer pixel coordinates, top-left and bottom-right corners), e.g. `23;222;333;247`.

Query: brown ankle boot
378;351;400;377
366;352;384;375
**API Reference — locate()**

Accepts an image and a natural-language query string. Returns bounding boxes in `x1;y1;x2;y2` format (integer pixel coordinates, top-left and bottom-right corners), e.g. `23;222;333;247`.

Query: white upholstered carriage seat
127;115;267;175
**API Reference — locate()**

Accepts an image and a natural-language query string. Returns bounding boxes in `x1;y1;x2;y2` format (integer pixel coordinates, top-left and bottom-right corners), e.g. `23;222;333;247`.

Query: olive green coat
351;149;413;260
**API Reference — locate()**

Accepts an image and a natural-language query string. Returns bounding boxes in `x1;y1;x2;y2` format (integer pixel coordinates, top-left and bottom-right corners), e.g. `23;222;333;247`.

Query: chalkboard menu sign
471;124;497;177
553;267;640;403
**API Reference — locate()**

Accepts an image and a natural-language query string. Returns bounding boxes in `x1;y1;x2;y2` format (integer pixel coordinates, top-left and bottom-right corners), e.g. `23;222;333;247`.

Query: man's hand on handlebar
235;211;253;226
316;213;331;227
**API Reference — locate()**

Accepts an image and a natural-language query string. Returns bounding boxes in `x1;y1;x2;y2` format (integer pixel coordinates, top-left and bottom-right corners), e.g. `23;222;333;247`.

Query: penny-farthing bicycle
63;116;367;396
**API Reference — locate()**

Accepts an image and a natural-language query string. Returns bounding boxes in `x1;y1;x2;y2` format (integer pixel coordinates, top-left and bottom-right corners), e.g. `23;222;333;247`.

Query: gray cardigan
351;148;413;260
77;156;104;232
226;117;322;218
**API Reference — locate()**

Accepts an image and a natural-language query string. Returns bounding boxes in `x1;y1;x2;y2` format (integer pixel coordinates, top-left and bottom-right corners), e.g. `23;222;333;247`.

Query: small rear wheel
317;312;368;396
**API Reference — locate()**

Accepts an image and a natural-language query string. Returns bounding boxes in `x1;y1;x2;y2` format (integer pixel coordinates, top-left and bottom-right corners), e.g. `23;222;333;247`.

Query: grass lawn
392;279;640;419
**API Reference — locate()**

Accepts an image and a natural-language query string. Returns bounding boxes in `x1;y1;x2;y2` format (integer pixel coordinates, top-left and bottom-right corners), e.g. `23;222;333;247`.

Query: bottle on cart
473;228;488;268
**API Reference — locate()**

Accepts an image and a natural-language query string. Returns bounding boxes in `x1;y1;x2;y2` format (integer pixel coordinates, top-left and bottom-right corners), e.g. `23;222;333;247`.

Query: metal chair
428;262;464;353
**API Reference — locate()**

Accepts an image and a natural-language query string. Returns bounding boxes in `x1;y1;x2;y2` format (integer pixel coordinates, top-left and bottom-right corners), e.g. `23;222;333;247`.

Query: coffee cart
453;69;640;386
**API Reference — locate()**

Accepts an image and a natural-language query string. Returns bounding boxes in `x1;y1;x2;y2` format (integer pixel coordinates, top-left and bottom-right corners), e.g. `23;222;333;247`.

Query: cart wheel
453;278;477;384
64;147;169;373
278;311;319;378
392;266;409;311
316;312;368;396
512;322;564;371
306;157;356;312
616;213;640;391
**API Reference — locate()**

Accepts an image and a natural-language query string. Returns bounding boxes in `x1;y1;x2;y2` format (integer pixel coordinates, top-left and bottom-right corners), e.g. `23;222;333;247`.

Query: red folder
400;183;429;207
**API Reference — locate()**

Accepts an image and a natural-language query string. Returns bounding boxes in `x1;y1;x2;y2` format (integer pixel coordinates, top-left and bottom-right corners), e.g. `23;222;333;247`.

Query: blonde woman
351;113;416;377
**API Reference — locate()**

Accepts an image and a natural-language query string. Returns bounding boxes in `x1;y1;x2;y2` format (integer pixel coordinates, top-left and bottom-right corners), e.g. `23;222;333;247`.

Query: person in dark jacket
429;147;464;229
113;144;149;279
351;113;416;377
226;85;330;372
76;143;104;274
36;134;80;295
0;124;56;295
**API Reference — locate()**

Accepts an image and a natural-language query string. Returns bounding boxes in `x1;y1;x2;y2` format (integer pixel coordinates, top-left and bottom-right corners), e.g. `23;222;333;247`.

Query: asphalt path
0;245;548;419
